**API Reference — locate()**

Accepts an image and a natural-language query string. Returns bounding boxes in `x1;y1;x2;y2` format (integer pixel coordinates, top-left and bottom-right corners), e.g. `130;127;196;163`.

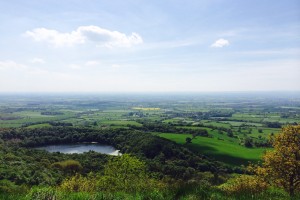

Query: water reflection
36;143;121;156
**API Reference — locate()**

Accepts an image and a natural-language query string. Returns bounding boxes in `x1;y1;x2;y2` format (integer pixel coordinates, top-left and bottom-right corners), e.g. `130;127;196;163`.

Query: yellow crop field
132;107;160;111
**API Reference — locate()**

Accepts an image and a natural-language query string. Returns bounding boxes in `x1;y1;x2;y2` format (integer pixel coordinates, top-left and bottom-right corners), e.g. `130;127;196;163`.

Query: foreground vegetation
1;125;299;199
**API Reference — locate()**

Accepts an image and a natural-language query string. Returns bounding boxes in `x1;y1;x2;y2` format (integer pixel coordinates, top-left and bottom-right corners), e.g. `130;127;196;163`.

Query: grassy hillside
159;133;268;165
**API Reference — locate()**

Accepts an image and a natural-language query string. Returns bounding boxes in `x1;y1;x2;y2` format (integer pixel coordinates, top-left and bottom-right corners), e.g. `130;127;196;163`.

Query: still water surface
36;143;120;155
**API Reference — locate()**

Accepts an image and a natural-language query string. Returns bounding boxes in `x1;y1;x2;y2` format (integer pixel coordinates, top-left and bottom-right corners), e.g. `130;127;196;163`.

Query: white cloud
30;57;45;64
211;38;229;48
0;60;27;70
25;28;84;47
68;64;82;70
85;60;100;66
25;26;143;48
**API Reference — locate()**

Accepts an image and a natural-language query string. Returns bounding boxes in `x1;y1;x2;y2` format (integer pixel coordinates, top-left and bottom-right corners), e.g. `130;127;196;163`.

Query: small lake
35;143;121;156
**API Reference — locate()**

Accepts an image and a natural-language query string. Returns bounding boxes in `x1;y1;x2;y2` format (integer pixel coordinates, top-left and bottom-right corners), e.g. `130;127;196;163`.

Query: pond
35;143;121;156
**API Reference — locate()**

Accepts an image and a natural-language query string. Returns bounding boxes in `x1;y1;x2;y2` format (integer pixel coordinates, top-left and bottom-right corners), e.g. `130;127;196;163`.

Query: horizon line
0;90;300;94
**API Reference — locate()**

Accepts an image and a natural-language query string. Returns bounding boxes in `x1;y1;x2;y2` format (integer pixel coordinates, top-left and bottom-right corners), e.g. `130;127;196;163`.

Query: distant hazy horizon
0;1;299;92
1;90;300;97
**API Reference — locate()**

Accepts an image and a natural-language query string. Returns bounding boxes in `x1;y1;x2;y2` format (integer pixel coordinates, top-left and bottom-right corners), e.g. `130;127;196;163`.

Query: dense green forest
0;93;299;199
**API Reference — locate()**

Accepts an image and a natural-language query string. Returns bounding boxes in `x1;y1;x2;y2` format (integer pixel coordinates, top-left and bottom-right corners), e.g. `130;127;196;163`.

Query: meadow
159;133;267;165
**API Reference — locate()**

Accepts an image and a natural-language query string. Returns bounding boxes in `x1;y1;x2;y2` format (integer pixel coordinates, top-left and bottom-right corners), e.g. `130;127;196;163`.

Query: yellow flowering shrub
219;175;268;195
60;173;97;192
250;125;300;196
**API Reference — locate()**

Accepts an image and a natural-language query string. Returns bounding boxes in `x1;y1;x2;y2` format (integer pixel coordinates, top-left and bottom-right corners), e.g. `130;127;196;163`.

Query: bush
219;175;268;196
26;187;57;200
60;155;167;194
51;160;82;174
0;179;27;194
60;173;97;192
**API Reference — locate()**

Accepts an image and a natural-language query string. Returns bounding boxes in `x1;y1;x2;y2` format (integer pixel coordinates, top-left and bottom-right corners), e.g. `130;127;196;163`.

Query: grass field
159;133;268;166
220;121;263;127
26;123;52;128
0;111;76;128
99;120;142;127
248;127;280;137
200;120;232;128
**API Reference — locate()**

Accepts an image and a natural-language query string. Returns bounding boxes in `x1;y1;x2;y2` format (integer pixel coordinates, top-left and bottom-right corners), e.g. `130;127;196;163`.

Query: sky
0;0;299;92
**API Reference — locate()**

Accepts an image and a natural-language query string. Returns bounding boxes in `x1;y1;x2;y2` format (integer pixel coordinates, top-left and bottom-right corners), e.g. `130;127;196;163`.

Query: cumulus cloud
25;28;84;46
25;26;143;48
30;57;45;64
211;38;229;48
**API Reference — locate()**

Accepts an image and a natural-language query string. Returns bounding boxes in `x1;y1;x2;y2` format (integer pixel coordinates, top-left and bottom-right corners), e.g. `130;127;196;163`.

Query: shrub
26;187;57;200
51;160;82;174
219;175;268;196
0;179;27;194
60;173;97;192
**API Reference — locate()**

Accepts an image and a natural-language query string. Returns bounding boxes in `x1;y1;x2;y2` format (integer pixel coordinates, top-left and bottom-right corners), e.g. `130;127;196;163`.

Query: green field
26;123;52;128
0;111;75;127
159;133;268;166
99;120;142;127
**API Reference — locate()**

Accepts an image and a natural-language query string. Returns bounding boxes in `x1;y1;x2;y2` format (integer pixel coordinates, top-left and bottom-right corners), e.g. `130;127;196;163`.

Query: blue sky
0;0;299;92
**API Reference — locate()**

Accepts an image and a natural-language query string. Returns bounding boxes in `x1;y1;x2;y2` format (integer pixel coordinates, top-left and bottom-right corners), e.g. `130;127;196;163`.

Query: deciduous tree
252;125;300;196
100;154;150;192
